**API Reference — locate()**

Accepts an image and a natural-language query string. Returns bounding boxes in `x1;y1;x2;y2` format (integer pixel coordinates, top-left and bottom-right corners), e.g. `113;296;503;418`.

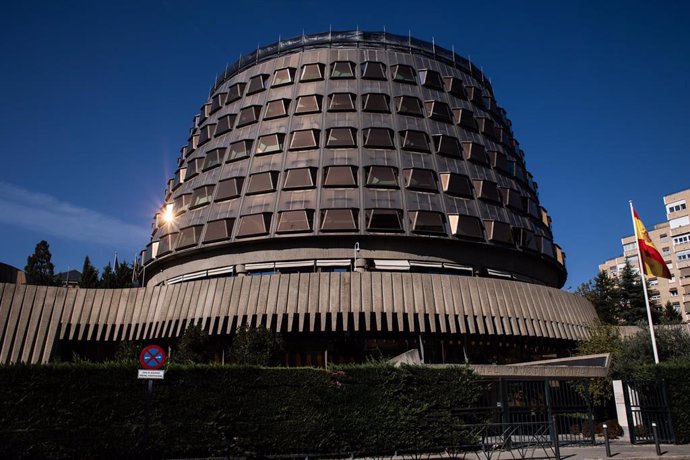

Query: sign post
138;345;167;451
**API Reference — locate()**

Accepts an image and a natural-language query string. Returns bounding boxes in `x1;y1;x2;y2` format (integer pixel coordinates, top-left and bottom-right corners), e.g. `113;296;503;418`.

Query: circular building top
142;31;566;288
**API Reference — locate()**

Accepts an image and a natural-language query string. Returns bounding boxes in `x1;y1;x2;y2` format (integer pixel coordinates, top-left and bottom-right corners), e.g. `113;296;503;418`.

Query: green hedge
633;360;690;444
0;363;483;458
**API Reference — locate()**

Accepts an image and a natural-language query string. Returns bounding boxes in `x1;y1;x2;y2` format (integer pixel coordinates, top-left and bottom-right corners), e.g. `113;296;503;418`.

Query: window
410;211;445;234
670;216;690;229
537;236;555;257
448;214;484;239
673;233;690;245
361;61;387;80
395;96;424;116
400;130;431;152
623;242;637;252
440;173;473;198
490;151;510;173
424;101;453;123
677;250;690;261
277;210;313;233
157;232;177;256
670;289;679;297
326;128;357;148
185;158;205;179
500;187;524;211
433;135;462;157
199;103;210;123
246;171;279;195
215;177;244;201
198;124;216;146
204;218;235;243
472;180;501;204
283;168;316;190
300;63;325;82
237;105;262;127
321;209;358;232
477;117;498;139
363;128;395;149
265;99;290;119
328;93;356;112
173;193;192;214
391;64;416;83
462;142;489;165
210;93;226;113
660;233;669;242
272;67;295;87
246;74;268;94
666;200;687;214
443;76;466;99
366;209;404;232
289;129;319;150
236;213;272;238
362;93;390;112
227;140;252;162
404;169;438;192
484;220;513;244
453;108;477;130
255;133;285;155
190;185;214;209
366;166;398;188
216;114;236;135
513;227;537;251
465;86;484;106
418;69;443;89
331;61;355;79
323;166;357;187
203;148;225;170
176;225;203;250
173;167;187;190
226;82;246;104
295;95;322;114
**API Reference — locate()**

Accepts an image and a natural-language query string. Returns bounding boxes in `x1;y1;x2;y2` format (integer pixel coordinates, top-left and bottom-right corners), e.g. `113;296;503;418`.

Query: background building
0;32;598;365
600;189;690;321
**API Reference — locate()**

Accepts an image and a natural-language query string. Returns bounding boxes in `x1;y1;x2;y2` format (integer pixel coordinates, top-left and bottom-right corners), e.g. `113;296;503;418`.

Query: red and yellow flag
633;209;672;279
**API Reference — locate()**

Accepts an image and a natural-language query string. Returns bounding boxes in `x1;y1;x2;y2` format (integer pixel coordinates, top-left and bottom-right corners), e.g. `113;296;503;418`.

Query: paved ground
560;440;690;460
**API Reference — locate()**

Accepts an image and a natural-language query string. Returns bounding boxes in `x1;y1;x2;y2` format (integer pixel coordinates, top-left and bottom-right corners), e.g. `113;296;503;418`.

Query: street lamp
353;242;360;272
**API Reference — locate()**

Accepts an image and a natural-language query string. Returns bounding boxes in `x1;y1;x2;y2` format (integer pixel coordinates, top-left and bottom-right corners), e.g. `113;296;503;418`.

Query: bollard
551;415;561;460
603;423;612;458
652;422;662;456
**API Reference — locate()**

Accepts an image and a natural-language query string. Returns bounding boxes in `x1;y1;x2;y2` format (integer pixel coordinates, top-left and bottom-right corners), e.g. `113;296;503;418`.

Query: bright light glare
163;204;174;223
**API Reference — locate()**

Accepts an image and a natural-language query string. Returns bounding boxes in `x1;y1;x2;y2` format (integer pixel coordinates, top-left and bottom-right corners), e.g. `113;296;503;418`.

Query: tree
229;326;277;366
25;240;56;286
174;324;214;364
100;263;116;288
577;271;620;324
614;326;690;378
661;301;683;325
576;325;623;407
114;260;133;288
617;263;652;325
79;256;99;288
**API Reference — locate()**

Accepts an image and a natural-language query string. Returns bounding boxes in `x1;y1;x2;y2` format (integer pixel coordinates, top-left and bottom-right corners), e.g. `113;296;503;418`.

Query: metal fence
623;380;675;444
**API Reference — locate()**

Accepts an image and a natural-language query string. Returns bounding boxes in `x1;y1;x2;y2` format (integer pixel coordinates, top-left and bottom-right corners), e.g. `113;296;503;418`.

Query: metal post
143;379;153;450
652;422;662;456
551;415;561;460
603;424;612;457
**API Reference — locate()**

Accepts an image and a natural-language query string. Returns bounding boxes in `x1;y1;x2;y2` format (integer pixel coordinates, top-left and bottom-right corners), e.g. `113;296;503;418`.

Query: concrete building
0;31;598;365
599;189;690;321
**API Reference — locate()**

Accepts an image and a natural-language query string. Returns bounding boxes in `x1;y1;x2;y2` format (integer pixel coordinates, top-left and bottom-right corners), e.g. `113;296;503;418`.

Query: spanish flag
633;208;672;279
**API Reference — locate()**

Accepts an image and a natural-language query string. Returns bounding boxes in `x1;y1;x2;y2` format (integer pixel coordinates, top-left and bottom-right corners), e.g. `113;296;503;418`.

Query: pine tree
577;271;620;324
25;240;56;286
100;263;116;288
114;260;133;288
661;301;683;324
79;256;99;288
618;262;659;325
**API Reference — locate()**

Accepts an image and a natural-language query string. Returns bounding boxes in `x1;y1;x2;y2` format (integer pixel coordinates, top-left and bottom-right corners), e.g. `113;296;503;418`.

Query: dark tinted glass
500;187;523;211
331;61;355;78
301;63;324;81
216;177;244;201
226;83;246;103
265;99;289;119
478;117;497;138
173;194;191;213
443;77;466;99
410;211;445;234
450;215;484;239
272;68;295;86
176;225;203;249
295;95;322;114
367;209;403;232
323;166;357;187
362;93;390;112
255;134;284;155
246;171;278;195
190;185;214;208
404;169;437;192
366;166;398;188
326;128;356;148
228;140;252;162
246;74;267;94
198;124;215;145
401;130;430;152
418;69;443;89
216;114;236;135
203;148;225;170
236;213;271;238
396;96;423;116
512;227;537;251
433;135;462;157
328;93;356;112
210;93;226;113
484;220;513;244
424;101;453;123
361;61;386;80
462;142;489;164
392;64;416;83
440;173;473;197
284;168;315;189
204;219;234;243
157;233;177;255
237;106;261;127
490;151;510;173
277;210;313;233
473;180;501;203
321;209;358;231
453;108;477;129
289;130;319;150
186;158;204;178
363;128;394;149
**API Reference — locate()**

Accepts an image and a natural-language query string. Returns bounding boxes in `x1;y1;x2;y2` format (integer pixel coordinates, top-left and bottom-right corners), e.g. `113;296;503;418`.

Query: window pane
367;209;403;232
443;77;466;99
190;185;214;209
419;69;443;89
186;158;204;179
440;173;473;197
490;151;510;173
216;114;236;135
404;169;437;192
255;134;284;155
173;194;192;214
401;130;430;152
246;171;278;195
198;124;216;146
284;168;315;190
228;140;252;162
484;220;514;244
157;233;177;256
323;166;357;187
392;64;416;83
500;187;524;211
237;213;271;238
366;166;398;188
176;225;203;249
396;96;423;116
326;128;356;148
331;61;355;79
301;63;324;81
295;95;322;114
210;93;226;113
272;67;295;87
203;148;225;170
410;211;445;234
277;210;313;233
204;219;235;243
453;108;477;130
363;128;395;149
216;177;244;201
361;61;387;80
512;227;537;251
321;209;358;231
237;106;261;127
289;130;319;150
462;142;489;164
433;135;462;157
265;99;289;119
473;180;501;203
226;82;246;104
328;93;356;112
362;93;390;112
246;74;268;94
449;214;484;239
424;101;453;123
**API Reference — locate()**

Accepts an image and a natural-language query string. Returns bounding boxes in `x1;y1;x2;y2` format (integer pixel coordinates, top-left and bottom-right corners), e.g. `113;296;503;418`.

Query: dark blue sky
1;1;689;288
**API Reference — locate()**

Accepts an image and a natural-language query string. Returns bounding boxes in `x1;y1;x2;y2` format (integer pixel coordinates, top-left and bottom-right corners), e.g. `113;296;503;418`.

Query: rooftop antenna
480;66;484;82
452;45;456;65
255;42;259;64
278;34;281;54
432;36;436;56
408;30;412;52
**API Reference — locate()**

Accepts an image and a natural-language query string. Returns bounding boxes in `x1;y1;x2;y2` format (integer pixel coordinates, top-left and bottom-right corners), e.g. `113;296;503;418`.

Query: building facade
599;189;690;321
0;32;598;365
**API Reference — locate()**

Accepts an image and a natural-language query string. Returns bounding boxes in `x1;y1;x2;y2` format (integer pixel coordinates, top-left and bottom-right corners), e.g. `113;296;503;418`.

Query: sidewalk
560;441;690;460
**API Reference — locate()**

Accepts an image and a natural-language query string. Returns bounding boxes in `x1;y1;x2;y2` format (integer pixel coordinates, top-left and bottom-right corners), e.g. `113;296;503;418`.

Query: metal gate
623;380;675;444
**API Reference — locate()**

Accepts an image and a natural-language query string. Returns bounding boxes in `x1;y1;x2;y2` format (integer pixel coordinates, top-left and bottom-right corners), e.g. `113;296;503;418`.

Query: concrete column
354;258;367;273
235;264;247;276
612;379;629;441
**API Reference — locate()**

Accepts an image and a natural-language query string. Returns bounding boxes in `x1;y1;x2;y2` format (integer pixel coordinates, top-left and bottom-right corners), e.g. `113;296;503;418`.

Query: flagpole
629;200;660;364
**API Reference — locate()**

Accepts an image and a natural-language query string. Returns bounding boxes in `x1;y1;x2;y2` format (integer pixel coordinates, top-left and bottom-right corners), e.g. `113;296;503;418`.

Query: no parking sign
138;345;167;379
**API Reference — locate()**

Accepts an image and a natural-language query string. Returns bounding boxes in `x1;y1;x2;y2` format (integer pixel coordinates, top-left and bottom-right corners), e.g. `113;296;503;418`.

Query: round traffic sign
139;345;167;370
